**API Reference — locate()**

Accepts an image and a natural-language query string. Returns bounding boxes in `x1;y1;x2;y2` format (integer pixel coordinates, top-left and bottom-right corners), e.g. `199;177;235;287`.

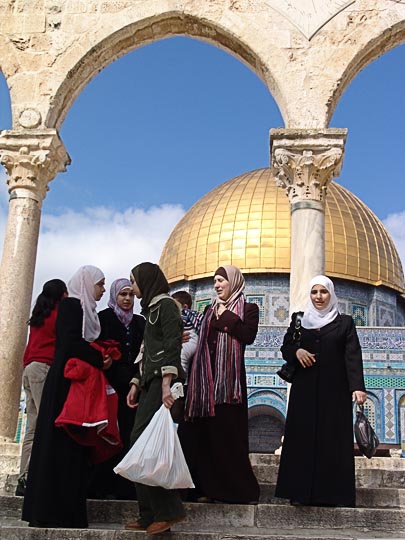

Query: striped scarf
185;295;245;420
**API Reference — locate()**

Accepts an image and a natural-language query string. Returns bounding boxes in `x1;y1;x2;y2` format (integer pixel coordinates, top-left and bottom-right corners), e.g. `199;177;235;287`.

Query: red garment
55;340;123;464
23;307;59;367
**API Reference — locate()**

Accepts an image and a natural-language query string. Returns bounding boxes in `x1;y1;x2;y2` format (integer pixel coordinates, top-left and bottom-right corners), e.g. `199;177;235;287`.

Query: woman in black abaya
275;275;366;507
22;265;111;528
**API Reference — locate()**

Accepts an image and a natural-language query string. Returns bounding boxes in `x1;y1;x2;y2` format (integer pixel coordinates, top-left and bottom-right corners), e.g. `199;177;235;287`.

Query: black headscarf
131;262;170;313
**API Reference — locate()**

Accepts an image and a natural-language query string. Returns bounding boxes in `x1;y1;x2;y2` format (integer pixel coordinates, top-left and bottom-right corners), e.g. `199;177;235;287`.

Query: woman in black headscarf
178;264;260;504
124;262;186;535
88;278;146;500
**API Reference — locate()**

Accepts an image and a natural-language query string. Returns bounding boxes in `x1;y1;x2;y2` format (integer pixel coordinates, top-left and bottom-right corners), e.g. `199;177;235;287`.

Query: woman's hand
182;331;190;343
102;354;113;370
353;390;367;404
162;374;174;408
296;348;316;368
127;384;139;408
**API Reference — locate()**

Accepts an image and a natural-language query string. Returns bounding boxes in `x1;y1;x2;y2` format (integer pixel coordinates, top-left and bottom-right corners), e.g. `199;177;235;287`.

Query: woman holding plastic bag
123;262;187;535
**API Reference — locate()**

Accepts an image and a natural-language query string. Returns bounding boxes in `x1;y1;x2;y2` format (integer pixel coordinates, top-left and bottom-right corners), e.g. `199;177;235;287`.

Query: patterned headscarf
68;265;104;341
212;265;245;317
130;262;170;314
185;264;246;419
301;275;339;330
108;278;134;328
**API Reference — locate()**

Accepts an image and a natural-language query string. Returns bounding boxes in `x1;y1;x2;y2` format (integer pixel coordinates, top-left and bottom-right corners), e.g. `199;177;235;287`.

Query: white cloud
0;196;185;311
383;211;405;272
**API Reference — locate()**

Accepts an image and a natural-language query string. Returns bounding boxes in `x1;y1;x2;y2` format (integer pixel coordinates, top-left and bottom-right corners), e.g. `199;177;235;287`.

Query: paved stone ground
1;454;404;540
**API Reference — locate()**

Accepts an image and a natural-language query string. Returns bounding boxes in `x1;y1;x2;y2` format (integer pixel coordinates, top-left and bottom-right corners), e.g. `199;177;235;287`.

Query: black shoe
290;499;304;506
15;477;26;497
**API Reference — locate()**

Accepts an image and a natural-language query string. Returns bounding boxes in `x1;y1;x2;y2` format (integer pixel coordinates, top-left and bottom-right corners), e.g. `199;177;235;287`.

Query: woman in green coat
125;262;186;535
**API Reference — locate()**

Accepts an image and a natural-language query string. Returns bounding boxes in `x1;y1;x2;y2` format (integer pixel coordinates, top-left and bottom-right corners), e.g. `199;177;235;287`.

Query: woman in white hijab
22;265;112;529
275;275;366;508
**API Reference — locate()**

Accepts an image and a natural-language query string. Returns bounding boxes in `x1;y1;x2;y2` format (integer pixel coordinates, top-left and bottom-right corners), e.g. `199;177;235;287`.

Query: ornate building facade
160;168;405;454
0;0;404;456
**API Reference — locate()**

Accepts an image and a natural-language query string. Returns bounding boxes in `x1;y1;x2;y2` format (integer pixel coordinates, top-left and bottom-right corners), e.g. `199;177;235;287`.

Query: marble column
270;129;347;313
0;130;70;440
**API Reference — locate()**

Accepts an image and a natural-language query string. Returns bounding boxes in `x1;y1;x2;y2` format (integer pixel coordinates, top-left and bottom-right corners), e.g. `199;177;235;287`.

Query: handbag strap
293;311;303;344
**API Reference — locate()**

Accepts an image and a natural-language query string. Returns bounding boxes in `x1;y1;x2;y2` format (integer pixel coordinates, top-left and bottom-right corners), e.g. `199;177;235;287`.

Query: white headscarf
68;265;104;341
301;275;339;330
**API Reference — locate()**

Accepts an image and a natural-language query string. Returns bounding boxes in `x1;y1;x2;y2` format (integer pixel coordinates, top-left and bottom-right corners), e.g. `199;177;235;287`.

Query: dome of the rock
160;168;404;293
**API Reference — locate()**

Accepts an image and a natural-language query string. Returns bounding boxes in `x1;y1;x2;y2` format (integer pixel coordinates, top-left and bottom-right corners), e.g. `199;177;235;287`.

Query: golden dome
160;168;404;293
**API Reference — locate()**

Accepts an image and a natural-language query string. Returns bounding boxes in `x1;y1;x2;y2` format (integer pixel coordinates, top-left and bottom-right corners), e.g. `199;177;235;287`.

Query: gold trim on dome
159;168;404;293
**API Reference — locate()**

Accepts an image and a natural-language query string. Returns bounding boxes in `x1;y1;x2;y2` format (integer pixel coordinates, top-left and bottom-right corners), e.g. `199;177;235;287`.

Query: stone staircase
1;444;405;540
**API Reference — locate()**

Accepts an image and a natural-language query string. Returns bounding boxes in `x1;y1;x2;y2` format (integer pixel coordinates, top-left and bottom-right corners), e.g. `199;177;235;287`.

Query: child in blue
171;291;203;381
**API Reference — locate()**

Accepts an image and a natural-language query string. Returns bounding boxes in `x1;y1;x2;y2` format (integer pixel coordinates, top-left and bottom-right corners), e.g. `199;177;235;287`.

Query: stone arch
248;390;286;453
0;35;22;81
398;392;405;457
248;403;285;453
46;12;284;130
0;35;22;129
0;70;11;130
326;19;405;125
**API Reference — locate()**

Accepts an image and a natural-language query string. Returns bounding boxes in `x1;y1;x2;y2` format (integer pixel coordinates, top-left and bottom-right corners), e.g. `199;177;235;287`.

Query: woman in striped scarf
178;265;260;504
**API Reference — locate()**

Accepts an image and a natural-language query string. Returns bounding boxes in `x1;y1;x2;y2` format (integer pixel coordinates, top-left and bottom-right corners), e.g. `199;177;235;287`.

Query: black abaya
22;298;103;528
87;307;145;499
275;313;366;507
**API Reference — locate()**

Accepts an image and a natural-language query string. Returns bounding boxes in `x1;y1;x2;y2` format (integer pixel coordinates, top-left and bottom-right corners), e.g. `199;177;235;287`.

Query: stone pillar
0;130;70;440
270;129;347;314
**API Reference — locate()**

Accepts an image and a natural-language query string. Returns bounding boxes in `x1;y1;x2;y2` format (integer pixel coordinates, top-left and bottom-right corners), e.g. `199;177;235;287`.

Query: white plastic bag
114;403;194;489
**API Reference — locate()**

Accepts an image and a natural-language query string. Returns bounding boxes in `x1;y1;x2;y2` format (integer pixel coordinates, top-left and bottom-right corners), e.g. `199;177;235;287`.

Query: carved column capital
270;128;347;205
0;130;70;205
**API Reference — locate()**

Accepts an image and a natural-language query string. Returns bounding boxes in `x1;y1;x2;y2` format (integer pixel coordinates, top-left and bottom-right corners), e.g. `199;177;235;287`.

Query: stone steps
3;525;403;540
1;451;404;540
252;464;405;489
251;455;405;489
260;484;405;508
251;455;405;491
249;454;405;469
2;497;405;534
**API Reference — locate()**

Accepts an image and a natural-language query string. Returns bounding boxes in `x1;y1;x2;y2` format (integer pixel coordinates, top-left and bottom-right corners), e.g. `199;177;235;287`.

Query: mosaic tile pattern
246;294;265;324
172;276;405;448
352;304;367;326
196;298;211;313
245;325;405;445
383;389;395;440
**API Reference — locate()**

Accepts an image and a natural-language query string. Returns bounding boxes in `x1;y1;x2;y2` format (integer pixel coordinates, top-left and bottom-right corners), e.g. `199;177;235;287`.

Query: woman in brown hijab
178;264;260;503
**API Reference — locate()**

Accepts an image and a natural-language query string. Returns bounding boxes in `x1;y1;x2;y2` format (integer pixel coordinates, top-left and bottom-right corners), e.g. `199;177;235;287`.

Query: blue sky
0;36;404;309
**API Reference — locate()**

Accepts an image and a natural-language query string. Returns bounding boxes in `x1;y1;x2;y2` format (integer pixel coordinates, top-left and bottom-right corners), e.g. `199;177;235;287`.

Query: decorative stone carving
0;130;70;205
266;0;355;40
18;108;42;129
273;147;343;204
270;129;347;205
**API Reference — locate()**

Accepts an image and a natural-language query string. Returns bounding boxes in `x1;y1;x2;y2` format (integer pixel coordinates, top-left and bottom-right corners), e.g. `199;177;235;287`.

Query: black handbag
354;404;379;459
276;312;303;384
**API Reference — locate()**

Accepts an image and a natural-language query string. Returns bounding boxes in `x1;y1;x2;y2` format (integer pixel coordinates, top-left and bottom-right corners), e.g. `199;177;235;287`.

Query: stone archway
248;404;285;453
399;394;405;457
324;19;405;125
45;12;283;130
0;0;404;443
